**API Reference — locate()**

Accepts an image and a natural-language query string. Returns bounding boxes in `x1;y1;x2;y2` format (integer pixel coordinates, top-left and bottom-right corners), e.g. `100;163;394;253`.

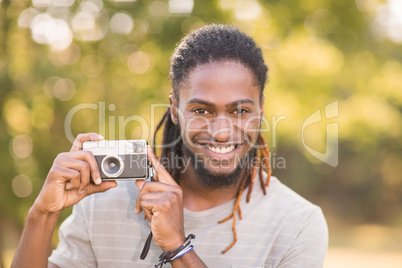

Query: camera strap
140;171;155;260
140;231;153;260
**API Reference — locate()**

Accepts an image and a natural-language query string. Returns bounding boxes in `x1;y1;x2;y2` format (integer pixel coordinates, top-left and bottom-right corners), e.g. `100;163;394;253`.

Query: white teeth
207;145;236;154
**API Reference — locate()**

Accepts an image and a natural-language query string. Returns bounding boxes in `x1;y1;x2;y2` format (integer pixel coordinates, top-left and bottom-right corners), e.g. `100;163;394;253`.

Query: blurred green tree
0;0;401;266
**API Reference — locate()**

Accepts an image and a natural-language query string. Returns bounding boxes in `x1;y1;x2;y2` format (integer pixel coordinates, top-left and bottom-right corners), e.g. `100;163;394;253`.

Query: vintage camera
83;140;154;181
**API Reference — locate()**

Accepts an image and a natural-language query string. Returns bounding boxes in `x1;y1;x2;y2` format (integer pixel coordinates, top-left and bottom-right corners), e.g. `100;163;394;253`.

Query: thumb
87;181;117;195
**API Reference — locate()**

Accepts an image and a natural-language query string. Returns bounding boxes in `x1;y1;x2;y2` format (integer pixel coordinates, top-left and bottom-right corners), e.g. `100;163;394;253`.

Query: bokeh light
12;175;33;198
18;8;39;28
32;0;52;8
2;1;402;267
49;43;81;65
109;12;134;34
53;78;76;101
10;135;33;159
168;0;194;14
234;0;261;21
374;0;402;43
111;0;137;3
127;51;152;74
3;99;32;134
30;14;73;50
148;1;169;18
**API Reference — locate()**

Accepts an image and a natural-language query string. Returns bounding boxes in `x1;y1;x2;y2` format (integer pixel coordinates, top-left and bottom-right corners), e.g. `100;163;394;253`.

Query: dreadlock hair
153;24;271;254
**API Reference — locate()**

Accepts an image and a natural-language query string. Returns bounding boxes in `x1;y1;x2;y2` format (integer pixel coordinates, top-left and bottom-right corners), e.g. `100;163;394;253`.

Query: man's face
171;61;263;183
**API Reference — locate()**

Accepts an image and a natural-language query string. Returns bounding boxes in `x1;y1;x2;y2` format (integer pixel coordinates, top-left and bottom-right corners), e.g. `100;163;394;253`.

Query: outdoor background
1;0;401;267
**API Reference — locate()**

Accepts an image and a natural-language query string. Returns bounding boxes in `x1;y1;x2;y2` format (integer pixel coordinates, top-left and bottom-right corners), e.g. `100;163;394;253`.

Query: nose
208;116;233;142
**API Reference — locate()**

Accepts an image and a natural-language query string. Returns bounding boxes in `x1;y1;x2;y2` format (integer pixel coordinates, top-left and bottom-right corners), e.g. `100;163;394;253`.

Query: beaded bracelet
155;234;195;268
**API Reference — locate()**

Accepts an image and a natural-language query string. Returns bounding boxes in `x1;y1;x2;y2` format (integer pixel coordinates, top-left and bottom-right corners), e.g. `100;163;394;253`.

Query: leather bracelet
155;234;195;268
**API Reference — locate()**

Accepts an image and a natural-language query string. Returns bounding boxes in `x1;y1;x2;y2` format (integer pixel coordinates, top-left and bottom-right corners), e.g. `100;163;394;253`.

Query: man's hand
33;133;117;214
12;133;118;268
135;146;186;252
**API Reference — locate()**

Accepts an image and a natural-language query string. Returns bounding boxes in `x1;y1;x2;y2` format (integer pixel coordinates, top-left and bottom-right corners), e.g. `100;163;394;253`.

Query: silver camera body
83;140;154;181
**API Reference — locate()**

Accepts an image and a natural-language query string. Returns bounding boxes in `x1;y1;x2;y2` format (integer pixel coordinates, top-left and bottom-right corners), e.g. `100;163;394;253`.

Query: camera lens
101;155;124;178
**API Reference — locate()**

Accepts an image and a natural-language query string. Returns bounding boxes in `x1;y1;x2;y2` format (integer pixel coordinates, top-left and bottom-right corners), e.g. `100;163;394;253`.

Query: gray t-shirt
49;176;328;268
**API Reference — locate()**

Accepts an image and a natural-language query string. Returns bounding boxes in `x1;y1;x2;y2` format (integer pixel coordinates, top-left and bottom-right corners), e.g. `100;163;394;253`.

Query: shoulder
269;176;328;242
267;176;323;214
246;175;327;234
264;177;328;266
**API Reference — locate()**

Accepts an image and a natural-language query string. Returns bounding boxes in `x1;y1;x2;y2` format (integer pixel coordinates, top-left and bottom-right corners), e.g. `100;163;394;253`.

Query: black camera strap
140;172;155;260
140;231;153;260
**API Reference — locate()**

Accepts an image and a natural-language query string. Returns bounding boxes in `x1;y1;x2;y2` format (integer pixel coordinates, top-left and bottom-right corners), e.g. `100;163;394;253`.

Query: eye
193;108;210;115
233;108;249;115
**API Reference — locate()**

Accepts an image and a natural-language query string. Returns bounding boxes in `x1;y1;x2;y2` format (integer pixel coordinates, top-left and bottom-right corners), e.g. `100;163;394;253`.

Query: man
12;24;328;268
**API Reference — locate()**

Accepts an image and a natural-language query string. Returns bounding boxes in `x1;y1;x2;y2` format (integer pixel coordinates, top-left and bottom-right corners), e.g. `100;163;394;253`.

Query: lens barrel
101;155;124;178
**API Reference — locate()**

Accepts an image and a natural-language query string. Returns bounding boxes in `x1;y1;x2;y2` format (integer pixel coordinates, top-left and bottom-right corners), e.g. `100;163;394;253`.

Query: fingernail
96;177;102;184
134;208;139;214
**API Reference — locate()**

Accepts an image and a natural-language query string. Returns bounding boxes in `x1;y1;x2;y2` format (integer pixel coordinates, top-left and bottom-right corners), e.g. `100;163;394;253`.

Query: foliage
0;0;401;262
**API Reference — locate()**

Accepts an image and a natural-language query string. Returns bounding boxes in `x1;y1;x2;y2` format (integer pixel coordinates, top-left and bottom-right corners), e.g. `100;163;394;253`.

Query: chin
184;149;244;189
204;163;239;176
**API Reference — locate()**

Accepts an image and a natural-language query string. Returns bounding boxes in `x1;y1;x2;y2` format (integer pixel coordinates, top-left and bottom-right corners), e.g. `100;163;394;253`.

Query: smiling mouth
206;144;238;154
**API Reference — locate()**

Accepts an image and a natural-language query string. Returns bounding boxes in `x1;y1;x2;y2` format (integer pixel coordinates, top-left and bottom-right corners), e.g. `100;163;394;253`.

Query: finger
67;170;82;190
50;164;81;188
139;197;173;217
135;180;146;214
86;181;117;195
143;207;153;223
137;196;164;223
135;181;181;213
55;156;91;192
139;191;175;203
137;181;181;195
63;151;102;185
70;133;104;152
135;180;146;191
66;182;74;190
147;146;177;186
59;150;102;185
136;191;168;214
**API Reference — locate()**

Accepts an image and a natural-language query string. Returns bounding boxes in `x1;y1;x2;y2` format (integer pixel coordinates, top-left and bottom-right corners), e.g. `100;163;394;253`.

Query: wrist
29;203;62;220
160;235;186;253
156;234;196;267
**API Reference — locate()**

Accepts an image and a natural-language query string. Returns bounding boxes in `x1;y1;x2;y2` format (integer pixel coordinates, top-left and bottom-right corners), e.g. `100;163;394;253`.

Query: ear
169;90;179;125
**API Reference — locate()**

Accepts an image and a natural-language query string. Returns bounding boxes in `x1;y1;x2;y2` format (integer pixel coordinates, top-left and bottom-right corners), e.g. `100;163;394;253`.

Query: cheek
239;116;261;143
181;115;210;143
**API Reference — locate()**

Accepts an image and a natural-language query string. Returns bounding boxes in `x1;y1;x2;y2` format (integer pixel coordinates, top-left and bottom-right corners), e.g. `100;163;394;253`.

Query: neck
178;158;243;212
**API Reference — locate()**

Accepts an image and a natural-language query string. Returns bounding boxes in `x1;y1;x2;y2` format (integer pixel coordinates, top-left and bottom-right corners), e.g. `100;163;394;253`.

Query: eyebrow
187;98;255;107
